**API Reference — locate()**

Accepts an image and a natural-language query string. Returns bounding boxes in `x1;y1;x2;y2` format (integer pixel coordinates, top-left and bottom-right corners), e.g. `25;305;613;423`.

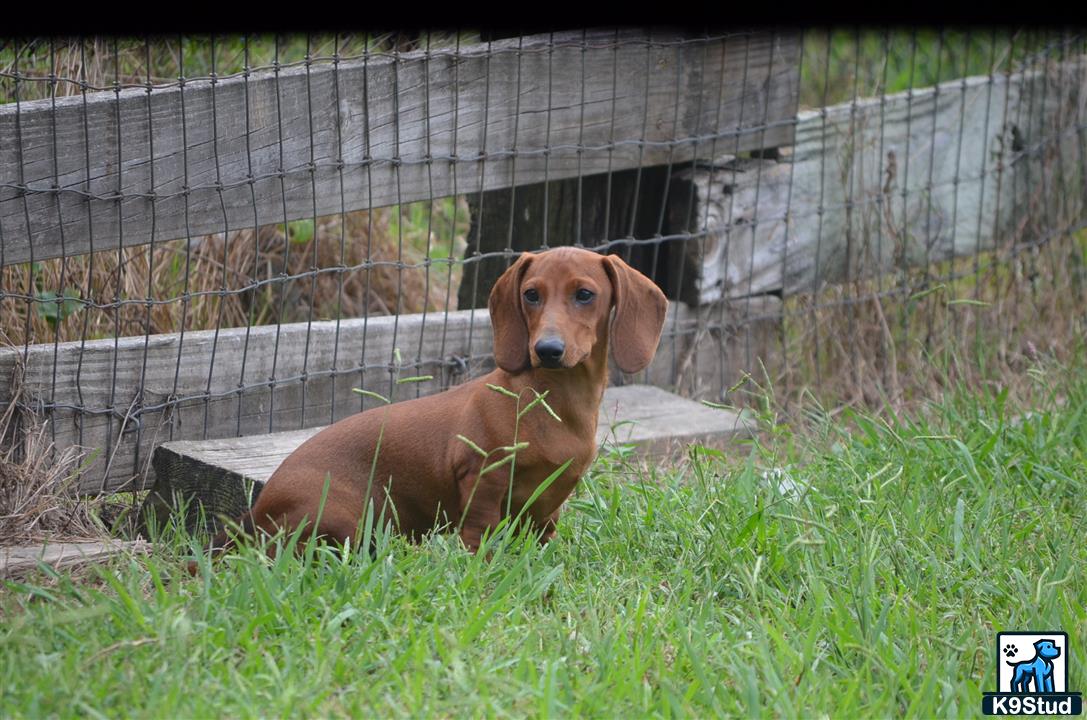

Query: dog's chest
517;432;594;504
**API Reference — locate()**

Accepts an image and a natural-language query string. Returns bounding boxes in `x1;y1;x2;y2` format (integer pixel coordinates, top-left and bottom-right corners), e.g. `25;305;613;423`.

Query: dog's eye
523;288;540;304
575;288;595;304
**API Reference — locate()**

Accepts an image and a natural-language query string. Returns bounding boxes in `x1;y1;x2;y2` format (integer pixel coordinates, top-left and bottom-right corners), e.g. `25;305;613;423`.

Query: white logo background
998;632;1068;693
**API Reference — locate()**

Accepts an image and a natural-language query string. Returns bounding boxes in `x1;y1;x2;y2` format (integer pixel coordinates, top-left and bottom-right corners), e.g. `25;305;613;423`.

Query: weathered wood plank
157;428;320;496
0;539;149;577
684;57;1087;302
0;298;777;494
0;308;497;494
596;384;755;450
0;30;800;267
143;383;755;533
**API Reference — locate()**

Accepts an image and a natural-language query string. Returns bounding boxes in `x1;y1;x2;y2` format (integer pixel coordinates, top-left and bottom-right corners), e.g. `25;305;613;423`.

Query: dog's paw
1003;644;1018;658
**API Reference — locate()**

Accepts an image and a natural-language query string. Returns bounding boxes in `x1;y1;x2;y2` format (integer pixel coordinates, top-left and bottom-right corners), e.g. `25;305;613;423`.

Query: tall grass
768;229;1087;414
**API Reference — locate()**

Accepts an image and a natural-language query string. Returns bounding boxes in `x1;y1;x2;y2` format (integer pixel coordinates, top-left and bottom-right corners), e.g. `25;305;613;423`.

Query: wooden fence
0;31;1084;494
0;31;799;493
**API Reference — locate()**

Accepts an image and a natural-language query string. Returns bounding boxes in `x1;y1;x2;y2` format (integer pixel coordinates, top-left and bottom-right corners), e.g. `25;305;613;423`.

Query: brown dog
216;247;667;555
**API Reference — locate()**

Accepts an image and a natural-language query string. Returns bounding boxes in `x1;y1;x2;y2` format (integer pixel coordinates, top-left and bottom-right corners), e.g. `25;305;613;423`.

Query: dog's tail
185;510;257;576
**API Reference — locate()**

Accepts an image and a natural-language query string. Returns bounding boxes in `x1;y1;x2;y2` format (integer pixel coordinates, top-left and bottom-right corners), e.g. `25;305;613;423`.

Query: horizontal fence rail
0;30;800;266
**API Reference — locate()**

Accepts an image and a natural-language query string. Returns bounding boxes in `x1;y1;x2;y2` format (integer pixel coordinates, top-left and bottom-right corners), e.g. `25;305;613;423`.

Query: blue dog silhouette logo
1005;638;1060;693
983;631;1082;715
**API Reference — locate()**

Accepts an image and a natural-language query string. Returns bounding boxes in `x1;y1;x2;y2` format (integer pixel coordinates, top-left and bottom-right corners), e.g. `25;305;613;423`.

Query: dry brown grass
0;364;109;546
770;228;1087;417
1;204;468;347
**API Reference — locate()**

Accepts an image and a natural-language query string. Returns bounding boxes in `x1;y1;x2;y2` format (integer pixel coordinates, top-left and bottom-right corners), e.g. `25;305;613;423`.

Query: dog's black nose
534;337;565;368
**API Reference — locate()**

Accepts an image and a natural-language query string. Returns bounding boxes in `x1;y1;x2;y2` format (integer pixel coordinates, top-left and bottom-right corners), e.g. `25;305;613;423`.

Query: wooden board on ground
144;383;755;533
0;539;149;578
596;384;754;453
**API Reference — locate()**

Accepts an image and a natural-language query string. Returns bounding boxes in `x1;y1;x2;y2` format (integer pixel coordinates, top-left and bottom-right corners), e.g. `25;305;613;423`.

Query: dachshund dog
208;247;667;556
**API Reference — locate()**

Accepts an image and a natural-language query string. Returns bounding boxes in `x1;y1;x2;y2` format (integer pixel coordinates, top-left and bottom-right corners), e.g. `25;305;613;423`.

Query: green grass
2;363;1086;717
388;198;468;263
0;33;479;105
798;28;1053;109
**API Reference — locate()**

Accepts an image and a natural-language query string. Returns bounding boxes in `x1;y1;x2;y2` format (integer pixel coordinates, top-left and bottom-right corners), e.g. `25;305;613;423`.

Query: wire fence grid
0;29;1085;495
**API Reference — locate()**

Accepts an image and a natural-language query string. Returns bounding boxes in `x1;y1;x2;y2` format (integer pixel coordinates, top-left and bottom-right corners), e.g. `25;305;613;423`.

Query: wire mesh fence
1;29;1084;495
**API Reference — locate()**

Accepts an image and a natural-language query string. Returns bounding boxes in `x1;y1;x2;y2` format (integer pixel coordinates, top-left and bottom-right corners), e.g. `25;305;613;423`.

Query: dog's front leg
456;470;510;553
538;510;560;544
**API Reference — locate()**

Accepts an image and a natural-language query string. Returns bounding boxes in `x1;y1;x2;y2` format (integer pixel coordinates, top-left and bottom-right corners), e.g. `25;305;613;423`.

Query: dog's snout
534;337;565;368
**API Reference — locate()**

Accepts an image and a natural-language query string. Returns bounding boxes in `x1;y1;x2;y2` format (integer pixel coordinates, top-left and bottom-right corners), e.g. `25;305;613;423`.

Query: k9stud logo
982;632;1082;715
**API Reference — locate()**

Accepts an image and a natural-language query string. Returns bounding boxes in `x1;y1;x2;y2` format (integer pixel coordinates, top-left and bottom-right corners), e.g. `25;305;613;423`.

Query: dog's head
1034;640;1061;660
488;247;667;374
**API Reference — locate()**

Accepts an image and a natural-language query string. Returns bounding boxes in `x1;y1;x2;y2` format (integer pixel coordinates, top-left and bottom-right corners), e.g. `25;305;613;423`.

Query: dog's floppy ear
603;254;668;374
488;254;534;372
